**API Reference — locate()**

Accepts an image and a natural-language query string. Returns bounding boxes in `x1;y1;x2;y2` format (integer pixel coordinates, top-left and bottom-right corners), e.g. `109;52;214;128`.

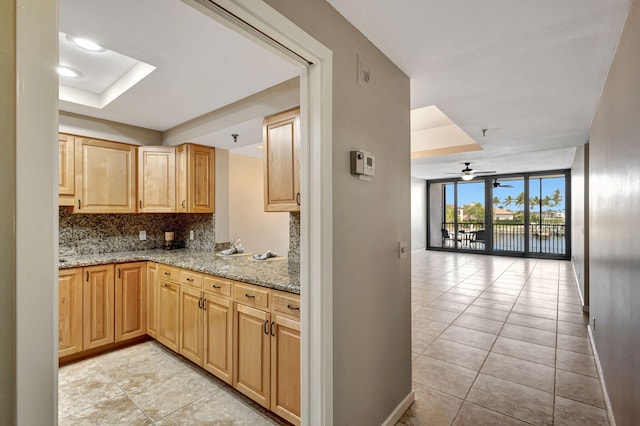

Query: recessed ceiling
327;0;632;178
59;0;299;132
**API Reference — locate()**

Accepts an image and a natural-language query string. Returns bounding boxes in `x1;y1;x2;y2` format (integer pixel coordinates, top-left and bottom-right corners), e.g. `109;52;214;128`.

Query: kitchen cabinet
83;264;115;350
179;285;204;365
270;315;301;425
75;137;136;213
58;268;83;357
157;277;180;352
263;107;300;212
176;143;215;213
115;262;146;342
58;133;75;207
146;263;159;338
203;285;233;384
137;146;176;213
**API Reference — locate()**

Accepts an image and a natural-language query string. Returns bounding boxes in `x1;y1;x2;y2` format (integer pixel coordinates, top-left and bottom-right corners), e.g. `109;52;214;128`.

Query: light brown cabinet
115;262;146;342
263;108;300;212
146;263;159;338
58;133;75;207
203;292;233;384
157;278;180;352
270;315;301;424
176;143;215;213
75;137;137;213
83;264;115;350
179;285;204;365
58;268;83;357
137;146;176;213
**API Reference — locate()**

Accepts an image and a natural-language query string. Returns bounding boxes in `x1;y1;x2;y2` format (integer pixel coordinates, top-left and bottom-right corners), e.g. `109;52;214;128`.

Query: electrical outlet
357;54;371;88
190;230;194;240
139;230;146;241
399;241;409;259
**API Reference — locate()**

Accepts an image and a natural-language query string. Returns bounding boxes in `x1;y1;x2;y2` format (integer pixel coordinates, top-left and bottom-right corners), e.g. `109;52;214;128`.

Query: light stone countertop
59;249;300;294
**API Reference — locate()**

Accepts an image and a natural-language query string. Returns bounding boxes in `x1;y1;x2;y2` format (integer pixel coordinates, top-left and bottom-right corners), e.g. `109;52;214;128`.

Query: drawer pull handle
212;285;222;289
245;293;255;299
270;321;276;336
203;299;207;310
186;278;194;282
263;320;269;335
164;272;171;276
163;283;171;288
287;304;300;311
182;200;186;209
198;298;203;309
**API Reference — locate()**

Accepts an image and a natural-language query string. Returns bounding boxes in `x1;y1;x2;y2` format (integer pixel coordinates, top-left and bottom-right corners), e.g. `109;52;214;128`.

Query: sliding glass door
491;177;525;253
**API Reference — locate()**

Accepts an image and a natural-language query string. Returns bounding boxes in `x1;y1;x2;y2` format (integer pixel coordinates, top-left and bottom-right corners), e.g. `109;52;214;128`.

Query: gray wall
265;1;412;424
570;144;589;307
429;183;445;247
411;177;427;250
0;0;16;423
588;0;640;424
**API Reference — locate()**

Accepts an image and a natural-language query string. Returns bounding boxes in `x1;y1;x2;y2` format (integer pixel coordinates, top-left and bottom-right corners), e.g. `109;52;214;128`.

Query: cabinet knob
164;272;170;276
186;278;193;282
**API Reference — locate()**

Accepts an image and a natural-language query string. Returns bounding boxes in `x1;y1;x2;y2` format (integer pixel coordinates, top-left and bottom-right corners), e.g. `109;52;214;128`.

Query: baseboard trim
571;260;586;308
587;325;616;426
381;390;415;426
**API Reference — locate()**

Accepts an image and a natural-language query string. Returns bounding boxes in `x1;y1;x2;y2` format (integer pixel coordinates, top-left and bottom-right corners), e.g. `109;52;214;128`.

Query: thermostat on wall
350;150;375;181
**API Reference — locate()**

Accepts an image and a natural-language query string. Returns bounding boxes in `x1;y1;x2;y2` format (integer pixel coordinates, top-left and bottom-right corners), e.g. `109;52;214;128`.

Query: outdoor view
441;174;566;256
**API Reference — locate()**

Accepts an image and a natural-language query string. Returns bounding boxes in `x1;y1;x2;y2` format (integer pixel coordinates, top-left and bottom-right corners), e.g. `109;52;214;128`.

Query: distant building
493;207;515;221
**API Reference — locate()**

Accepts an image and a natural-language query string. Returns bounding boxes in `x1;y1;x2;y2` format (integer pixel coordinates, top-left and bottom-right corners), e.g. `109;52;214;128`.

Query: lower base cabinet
203;293;233;384
157;279;180;352
270;315;301;425
58;268;84;357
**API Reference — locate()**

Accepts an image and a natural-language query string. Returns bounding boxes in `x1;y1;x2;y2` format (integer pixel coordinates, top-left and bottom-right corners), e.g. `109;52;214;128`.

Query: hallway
400;251;607;425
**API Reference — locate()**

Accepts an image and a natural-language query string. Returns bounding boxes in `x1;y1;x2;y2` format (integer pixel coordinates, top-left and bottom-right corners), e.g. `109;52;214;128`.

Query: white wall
429;183;445;247
228;153;289;255
411;177;427;250
59;111;162;145
215;149;230;243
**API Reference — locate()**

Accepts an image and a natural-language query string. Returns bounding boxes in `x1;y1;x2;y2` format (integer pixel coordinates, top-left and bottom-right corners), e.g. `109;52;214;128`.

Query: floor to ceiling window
427;171;570;259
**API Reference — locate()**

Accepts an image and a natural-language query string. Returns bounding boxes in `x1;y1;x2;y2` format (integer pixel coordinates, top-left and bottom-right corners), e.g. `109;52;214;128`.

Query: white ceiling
327;0;632;179
59;0;299;132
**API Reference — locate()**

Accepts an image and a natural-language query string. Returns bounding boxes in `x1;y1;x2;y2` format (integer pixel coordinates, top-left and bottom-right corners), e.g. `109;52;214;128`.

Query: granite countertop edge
59;249;300;295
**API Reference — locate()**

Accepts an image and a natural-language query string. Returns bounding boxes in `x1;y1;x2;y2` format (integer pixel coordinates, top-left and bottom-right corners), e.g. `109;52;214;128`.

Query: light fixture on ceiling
461;173;474;181
66;35;106;52
57;66;83;78
232;134;239;143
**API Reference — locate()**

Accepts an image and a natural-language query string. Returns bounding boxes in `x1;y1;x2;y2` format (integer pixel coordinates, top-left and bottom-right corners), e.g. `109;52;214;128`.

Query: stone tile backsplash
288;212;300;263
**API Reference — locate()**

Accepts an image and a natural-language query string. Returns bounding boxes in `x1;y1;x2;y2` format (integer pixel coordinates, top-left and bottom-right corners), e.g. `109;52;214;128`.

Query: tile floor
58;341;289;425
398;250;608;426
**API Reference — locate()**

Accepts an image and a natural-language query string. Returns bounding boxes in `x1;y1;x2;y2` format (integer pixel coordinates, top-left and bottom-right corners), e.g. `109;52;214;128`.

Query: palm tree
493;196;501;207
515;192;525;209
551;189;562;207
503;195;514;208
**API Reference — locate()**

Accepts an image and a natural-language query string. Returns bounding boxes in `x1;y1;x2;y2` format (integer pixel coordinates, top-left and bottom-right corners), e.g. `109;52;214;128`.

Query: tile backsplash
59;207;216;256
288;212;300;263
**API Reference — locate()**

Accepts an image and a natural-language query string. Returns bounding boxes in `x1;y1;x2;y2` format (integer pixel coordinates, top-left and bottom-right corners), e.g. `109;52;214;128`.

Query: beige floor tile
558;302;584;314
453;314;504;335
399;384;463;426
412;317;450;335
59;394;151;426
557;320;588;338
439;325;498;350
492;336;555;367
412;330;439;354
558;310;589;324
515;297;557;310
437;293;477;304
472;298;514;312
429;300;469;313
500;323;556;348
485;286;522;296
467;374;554;425
553;396;609;426
481;352;555;393
464;305;510;322
155;388;276;425
507;312;556;332
511;304;557;320
453;402;530;426
412;355;477;398
58;364;125;419
128;370;221;421
557;334;592;355
478;292;518;303
414;307;460;324
423;338;488;371
556;370;605;408
448;287;483;297
556;349;598;377
518;291;558;303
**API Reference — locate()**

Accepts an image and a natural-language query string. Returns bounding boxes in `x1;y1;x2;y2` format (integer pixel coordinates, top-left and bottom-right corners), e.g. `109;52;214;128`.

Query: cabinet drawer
271;292;301;320
203;276;232;298
180;270;203;289
158;265;180;283
234;282;269;309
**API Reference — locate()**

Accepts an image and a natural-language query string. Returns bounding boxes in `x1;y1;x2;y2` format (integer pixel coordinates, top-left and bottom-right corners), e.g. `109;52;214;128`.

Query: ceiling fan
446;162;496;181
492;178;514;188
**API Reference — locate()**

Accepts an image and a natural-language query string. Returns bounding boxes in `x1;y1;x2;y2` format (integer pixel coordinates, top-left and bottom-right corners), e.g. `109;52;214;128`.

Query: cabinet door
138;146;176;213
176;145;188;213
115;262;146;342
179;286;203;365
75;137;136;213
158;280;180;352
58;268;83;357
203;294;233;384
263;108;300;212
146;263;158;338
83;264;115;350
234;303;270;408
271;316;301;425
59;134;75;206
189;144;215;213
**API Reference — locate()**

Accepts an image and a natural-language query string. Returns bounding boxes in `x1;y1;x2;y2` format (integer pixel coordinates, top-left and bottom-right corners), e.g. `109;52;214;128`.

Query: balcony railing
441;222;566;255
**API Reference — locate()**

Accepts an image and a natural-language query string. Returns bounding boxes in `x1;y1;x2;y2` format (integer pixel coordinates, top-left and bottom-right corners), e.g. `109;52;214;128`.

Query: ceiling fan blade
502;184;514;188
475;170;497;174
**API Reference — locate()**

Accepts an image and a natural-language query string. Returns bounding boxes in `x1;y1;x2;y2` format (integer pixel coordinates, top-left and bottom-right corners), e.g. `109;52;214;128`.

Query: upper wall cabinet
58;134;75;207
137;146;176;213
263;108;300;212
75;137;137;213
176;143;215;213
